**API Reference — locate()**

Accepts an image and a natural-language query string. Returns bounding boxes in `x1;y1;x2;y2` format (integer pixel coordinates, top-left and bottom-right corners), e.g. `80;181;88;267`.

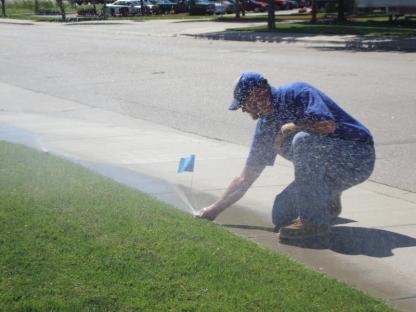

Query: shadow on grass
280;225;416;257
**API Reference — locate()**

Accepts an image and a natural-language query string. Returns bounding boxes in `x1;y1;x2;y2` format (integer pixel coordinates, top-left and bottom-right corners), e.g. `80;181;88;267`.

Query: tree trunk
34;0;39;14
311;0;317;23
102;0;107;19
235;0;240;18
56;0;66;21
92;0;97;15
140;0;145;15
337;0;345;21
1;0;6;17
241;0;245;17
267;0;275;30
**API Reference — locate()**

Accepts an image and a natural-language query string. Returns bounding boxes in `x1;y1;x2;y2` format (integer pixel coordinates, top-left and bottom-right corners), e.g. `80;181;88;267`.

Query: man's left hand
275;122;299;154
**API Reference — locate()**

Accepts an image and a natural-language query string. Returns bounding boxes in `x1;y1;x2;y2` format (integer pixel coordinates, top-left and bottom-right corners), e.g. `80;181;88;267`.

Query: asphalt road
1;19;415;192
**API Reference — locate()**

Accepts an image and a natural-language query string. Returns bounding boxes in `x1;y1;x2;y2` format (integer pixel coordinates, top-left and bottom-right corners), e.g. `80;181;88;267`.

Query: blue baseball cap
229;72;268;110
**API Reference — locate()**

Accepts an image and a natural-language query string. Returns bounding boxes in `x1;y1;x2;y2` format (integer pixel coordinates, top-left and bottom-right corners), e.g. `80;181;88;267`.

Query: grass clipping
0;141;395;311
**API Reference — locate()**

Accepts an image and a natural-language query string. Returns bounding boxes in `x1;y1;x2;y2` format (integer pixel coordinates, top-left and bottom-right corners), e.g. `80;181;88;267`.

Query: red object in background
256;0;306;10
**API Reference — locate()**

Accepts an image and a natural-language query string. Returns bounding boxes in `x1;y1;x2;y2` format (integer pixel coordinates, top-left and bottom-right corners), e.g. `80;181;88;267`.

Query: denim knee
291;131;313;148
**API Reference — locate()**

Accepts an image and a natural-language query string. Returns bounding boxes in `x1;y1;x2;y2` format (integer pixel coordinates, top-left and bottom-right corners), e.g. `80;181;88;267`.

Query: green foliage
0;141;396;311
77;4;97;16
324;1;337;13
5;0;75;13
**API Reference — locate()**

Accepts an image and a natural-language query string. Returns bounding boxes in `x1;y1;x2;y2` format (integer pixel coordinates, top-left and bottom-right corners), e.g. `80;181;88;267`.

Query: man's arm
196;164;265;220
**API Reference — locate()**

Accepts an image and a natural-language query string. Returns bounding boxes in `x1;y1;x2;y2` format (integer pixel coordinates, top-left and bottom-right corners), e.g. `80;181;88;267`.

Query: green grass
230;21;416;37
218;13;416;37
216;12;332;22
1;3;76;22
0;141;397;311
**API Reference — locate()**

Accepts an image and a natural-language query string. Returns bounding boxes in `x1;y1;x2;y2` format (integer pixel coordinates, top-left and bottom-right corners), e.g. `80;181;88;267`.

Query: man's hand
275;122;299;154
194;165;265;221
195;205;221;221
275;120;336;154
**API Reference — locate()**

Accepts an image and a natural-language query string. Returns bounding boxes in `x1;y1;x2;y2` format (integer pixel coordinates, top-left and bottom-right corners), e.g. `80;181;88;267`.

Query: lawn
232;21;416;37
218;14;416;37
0;141;397;311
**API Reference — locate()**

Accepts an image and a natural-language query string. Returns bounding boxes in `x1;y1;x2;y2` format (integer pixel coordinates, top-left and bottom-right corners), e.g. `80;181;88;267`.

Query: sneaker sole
278;230;330;241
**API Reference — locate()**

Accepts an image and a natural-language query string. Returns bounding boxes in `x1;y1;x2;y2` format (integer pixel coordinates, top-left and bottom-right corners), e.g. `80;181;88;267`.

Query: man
196;72;375;240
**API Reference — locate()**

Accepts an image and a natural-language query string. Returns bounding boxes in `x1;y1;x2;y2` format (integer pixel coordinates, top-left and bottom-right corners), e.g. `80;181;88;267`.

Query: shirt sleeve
246;118;279;166
297;88;335;122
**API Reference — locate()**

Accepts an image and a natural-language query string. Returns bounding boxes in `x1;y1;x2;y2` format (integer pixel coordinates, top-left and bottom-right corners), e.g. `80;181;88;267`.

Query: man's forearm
211;176;251;211
295;120;336;134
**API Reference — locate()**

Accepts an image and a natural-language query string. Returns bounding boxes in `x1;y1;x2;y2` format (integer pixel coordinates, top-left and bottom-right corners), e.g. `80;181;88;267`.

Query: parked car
211;1;226;14
170;0;189;12
105;0;155;15
244;0;268;12
256;0;295;10
189;0;209;14
294;0;307;7
106;0;137;16
189;0;224;15
286;0;299;9
137;0;157;13
221;0;236;13
152;0;176;13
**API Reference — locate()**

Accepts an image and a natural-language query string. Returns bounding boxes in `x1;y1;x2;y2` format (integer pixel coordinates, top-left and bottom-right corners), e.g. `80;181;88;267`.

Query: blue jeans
272;132;375;226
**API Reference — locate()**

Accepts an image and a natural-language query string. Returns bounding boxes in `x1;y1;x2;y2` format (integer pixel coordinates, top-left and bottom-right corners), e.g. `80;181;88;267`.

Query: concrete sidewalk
1;82;416;311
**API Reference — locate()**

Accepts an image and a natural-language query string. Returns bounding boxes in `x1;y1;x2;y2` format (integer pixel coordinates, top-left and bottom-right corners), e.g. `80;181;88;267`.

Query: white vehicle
212;1;226;14
106;0;155;16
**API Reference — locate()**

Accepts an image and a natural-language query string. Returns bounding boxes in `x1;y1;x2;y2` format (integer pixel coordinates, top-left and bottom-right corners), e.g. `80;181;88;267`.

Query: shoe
279;219;330;240
329;193;342;218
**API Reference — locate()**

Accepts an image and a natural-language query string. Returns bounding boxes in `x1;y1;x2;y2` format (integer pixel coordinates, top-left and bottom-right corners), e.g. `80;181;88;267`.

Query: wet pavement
1;82;416;311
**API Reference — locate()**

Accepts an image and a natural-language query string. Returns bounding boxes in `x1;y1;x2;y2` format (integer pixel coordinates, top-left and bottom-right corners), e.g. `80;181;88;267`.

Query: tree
241;0;245;17
56;0;66;21
310;0;317;23
34;0;39;14
1;0;6;17
140;0;145;15
235;0;240;18
102;0;108;19
337;0;346;21
267;0;275;30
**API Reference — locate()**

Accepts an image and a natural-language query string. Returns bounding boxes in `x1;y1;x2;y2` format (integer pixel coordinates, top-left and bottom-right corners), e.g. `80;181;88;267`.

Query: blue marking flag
178;154;195;173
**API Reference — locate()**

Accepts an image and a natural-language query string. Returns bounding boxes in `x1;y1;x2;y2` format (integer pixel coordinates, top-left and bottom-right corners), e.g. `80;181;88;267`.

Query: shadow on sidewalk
280;226;416;257
185;31;416;53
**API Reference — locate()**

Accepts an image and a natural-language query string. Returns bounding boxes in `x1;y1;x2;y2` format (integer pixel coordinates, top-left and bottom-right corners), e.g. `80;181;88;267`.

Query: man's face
241;86;273;120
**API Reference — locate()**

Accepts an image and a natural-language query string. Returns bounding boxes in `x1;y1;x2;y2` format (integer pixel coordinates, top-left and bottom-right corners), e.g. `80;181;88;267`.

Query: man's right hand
195;205;221;221
194;165;265;222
